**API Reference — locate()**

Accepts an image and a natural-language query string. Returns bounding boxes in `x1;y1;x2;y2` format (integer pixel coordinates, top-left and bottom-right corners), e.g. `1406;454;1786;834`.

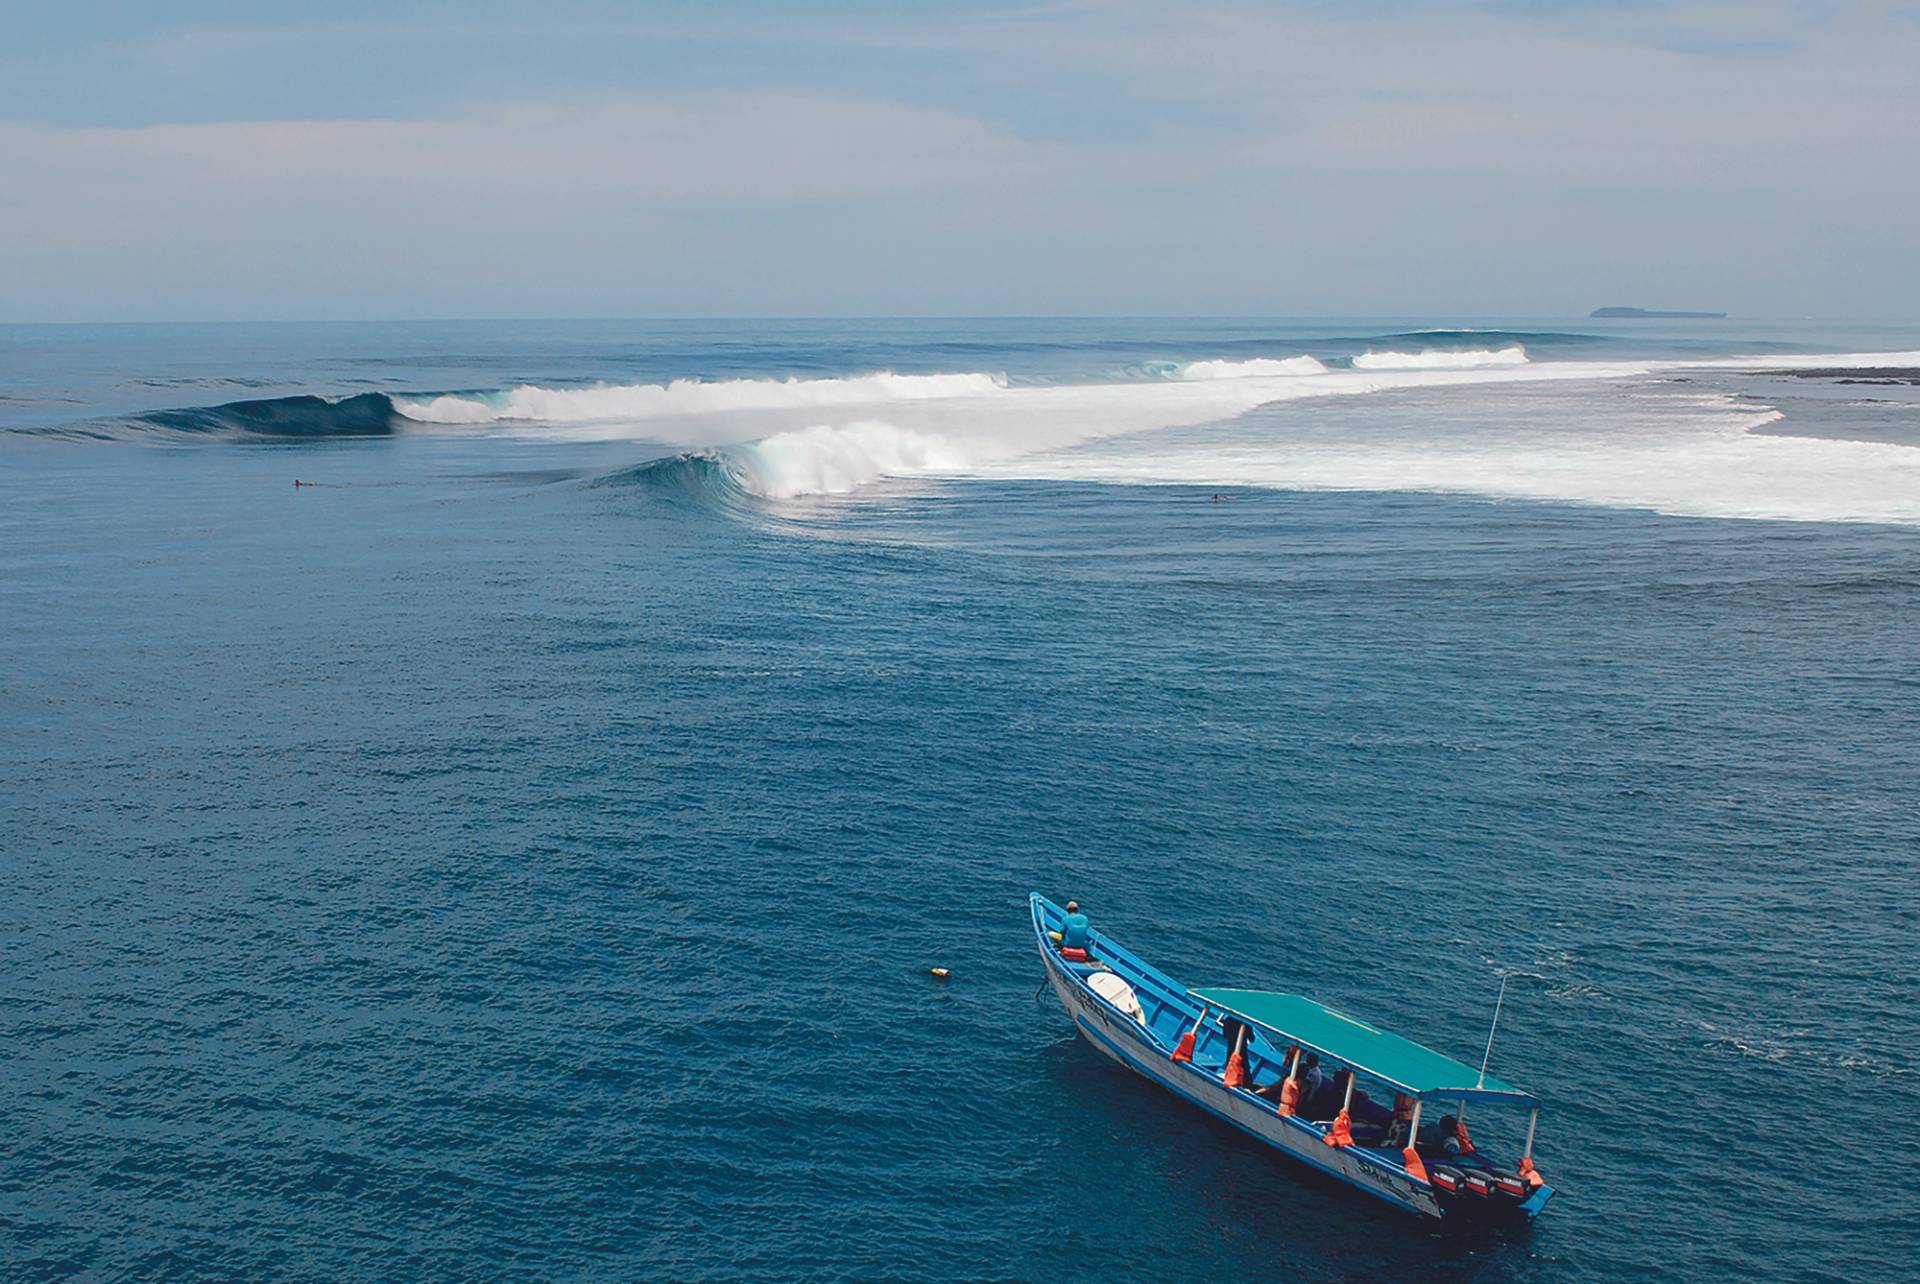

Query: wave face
393;372;1008;425
596;451;756;508
136;392;399;439
1351;345;1530;370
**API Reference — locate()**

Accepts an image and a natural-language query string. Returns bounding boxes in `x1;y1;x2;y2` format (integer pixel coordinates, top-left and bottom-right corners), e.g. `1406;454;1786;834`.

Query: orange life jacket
1323;1109;1355;1148
1454;1122;1475;1154
1223;1051;1249;1089
1276;1077;1299;1116
1402;1146;1429;1183
1518;1156;1544;1188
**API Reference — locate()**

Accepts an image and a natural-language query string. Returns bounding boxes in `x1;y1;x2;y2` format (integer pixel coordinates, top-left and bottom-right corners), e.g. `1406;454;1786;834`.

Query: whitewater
385;347;1920;522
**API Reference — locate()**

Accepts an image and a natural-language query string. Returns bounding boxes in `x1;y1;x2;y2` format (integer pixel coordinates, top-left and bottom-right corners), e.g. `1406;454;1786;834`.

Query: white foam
394;370;1009;424
1352;345;1530;370
732;421;973;498
979;383;1920;525
1176;355;1328;380
689;360;1654;503
1706;350;1920;370
386;345;1920;521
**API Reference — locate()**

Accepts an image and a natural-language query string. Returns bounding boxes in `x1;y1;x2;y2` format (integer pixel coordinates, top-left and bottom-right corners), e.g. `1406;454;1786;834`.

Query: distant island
1590;306;1727;319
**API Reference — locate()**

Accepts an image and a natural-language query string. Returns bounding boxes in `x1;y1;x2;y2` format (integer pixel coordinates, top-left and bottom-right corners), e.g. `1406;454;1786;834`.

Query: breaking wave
394;371;1008;424
731;421;971;498
596;423;971;505
57;345;1920;523
1175;356;1328;380
1351;346;1530;370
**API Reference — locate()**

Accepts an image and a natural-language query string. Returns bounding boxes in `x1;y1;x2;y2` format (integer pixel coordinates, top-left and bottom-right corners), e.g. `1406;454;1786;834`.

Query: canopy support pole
1477;974;1508;1088
1408;1099;1423;1145
1523;1107;1539;1163
1341;1074;1356;1112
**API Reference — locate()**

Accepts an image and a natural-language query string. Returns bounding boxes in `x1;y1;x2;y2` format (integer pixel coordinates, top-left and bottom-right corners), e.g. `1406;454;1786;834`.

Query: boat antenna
1477;974;1509;1089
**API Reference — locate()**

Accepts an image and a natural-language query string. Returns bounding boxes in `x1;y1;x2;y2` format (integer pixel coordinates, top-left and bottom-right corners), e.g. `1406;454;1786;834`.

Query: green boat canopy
1190;989;1537;1105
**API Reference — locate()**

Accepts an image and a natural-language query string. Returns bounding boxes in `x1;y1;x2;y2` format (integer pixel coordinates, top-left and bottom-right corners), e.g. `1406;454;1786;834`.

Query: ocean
3;317;1917;1280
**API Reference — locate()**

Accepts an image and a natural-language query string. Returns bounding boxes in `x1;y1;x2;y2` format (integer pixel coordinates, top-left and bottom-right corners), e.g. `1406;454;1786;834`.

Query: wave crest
394;371;1009;424
1351;346;1529;371
597;422;976;503
733;421;972;498
133;392;399;439
1175;356;1328;380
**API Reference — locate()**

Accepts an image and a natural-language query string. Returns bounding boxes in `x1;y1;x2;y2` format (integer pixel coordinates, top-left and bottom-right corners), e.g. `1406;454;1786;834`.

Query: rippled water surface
4;321;1919;1280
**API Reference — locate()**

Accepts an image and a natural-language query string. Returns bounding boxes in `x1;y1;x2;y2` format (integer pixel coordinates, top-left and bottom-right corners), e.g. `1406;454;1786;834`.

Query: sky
2;1;1917;321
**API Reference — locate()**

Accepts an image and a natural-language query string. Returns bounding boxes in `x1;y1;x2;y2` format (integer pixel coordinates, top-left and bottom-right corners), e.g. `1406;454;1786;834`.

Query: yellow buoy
929;967;951;980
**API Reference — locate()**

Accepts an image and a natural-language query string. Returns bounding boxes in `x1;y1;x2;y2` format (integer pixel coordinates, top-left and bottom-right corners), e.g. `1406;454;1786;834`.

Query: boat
1031;893;1554;1225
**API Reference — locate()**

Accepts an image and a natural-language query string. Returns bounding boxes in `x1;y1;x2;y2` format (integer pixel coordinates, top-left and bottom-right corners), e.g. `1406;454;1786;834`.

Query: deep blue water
3;320;1918;1280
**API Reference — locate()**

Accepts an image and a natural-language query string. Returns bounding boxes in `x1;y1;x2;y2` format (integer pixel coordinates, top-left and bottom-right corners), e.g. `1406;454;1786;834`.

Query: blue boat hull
1030;895;1552;1226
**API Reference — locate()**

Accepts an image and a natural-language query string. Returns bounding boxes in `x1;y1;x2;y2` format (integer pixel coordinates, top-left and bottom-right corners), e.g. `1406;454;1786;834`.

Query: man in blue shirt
1060;901;1091;951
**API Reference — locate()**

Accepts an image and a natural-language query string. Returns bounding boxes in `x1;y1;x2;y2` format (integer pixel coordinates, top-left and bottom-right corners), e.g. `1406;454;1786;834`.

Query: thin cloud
1;3;1917;318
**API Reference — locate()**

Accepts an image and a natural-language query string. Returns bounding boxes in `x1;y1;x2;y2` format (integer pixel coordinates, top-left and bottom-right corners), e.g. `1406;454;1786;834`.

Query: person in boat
1382;1094;1417;1149
1252;1046;1302;1103
1259;1050;1323;1105
1419;1113;1473;1158
1294;1053;1324;1111
1327;1068;1370;1117
1296;1056;1342;1119
1055;901;1093;960
1303;1066;1372;1124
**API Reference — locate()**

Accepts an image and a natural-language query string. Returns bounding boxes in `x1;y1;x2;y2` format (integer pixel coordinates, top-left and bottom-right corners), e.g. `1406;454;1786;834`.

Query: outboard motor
1491;1169;1530;1199
1429;1166;1465;1195
1461;1169;1496;1197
